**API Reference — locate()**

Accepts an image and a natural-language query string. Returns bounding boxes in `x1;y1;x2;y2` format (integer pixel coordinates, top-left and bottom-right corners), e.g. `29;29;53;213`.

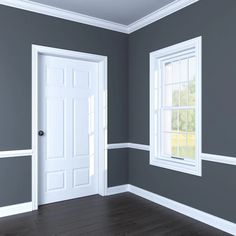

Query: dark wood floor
0;193;229;236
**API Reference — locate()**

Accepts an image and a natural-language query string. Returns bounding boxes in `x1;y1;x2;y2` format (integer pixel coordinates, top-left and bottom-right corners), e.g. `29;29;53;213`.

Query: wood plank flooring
0;193;230;236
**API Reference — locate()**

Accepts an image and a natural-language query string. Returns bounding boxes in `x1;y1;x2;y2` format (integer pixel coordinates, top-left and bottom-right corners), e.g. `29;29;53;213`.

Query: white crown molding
0;0;128;33
0;0;199;34
127;0;199;33
0;149;33;158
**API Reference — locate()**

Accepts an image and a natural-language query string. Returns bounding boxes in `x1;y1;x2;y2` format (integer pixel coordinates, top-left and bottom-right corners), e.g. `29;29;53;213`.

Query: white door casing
32;45;108;209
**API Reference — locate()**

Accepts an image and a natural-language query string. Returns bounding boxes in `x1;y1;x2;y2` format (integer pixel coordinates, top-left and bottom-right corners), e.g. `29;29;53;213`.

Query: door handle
38;130;45;136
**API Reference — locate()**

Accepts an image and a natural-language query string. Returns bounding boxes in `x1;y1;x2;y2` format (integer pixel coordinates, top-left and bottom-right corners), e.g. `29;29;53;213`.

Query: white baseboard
128;185;236;235
106;184;129;195
0;202;32;218
106;184;236;235
1;186;235;235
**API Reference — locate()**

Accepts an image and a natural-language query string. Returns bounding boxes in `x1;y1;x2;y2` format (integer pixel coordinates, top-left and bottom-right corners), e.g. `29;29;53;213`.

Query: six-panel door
38;55;99;205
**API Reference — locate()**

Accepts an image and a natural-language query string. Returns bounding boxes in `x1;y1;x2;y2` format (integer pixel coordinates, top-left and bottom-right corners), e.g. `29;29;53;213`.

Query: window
150;37;202;175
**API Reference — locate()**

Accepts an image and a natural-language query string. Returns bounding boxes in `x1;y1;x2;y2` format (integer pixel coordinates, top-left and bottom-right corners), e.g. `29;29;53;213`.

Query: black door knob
38;130;45;136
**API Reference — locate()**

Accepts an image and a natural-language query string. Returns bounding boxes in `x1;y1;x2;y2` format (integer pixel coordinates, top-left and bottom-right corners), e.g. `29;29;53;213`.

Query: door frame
32;45;108;210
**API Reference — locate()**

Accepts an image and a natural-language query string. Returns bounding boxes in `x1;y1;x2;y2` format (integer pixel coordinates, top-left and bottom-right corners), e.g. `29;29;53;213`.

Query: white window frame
149;37;202;176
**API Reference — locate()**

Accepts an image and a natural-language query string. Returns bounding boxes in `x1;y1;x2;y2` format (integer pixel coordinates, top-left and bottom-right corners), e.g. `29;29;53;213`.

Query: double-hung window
150;37;202;175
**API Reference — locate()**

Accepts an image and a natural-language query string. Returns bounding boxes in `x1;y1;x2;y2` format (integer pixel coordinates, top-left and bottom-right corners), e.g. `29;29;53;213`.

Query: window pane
187;109;195;132
180;83;188;106
163;110;188;133
170;132;196;160
171;133;179;157
172;61;180;83
164;85;172;107
164;84;182;107
180;58;188;82
188;80;195;106
172;110;178;132
158;53;198;161
179;110;187;132
189;57;196;81
163;110;172;132
179;133;188;158
172;84;180;106
162;133;171;156
165;63;172;84
186;134;196;160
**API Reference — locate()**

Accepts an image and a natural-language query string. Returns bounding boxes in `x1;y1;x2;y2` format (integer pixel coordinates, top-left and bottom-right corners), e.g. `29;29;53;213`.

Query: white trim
128;143;150;151
0;0;128;33
202;153;236;166
107;143;150;151
128;0;199;33
0;202;32;218
128;185;236;235
0;0;199;34
149;37;202;176
0;185;234;235
106;184;129;195
107;143;236;166
105;184;236;235
0;149;32;158
32;44;108;209
107;143;129;150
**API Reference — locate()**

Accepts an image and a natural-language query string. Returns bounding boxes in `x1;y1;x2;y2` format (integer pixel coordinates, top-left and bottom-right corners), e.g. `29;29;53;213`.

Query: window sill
150;157;202;176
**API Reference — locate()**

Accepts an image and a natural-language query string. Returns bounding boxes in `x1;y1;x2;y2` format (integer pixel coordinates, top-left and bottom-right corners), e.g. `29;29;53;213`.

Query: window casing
150;37;202;176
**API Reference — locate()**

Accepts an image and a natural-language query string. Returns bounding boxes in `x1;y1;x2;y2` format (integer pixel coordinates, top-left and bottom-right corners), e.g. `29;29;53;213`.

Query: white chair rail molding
107;143;236;166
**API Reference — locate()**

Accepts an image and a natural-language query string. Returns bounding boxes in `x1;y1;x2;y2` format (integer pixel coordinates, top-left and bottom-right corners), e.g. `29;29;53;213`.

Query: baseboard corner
106;184;129;196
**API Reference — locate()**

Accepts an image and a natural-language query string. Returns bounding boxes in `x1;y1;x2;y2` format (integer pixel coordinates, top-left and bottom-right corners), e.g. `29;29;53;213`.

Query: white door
38;55;99;205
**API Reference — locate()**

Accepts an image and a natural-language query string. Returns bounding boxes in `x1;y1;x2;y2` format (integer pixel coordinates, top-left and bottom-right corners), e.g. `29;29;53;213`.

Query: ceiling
29;0;176;25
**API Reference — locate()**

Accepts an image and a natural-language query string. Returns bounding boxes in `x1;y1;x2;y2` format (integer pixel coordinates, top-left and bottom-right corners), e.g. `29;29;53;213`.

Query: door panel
46;67;65;87
73;168;89;187
73;70;90;89
73;98;89;157
46;98;65;159
46;171;65;191
39;55;99;205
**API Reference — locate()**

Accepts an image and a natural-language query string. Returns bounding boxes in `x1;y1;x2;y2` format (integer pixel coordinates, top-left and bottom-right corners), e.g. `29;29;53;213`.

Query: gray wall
0;156;31;207
128;0;236;223
0;5;128;206
108;149;129;187
1;0;236;225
